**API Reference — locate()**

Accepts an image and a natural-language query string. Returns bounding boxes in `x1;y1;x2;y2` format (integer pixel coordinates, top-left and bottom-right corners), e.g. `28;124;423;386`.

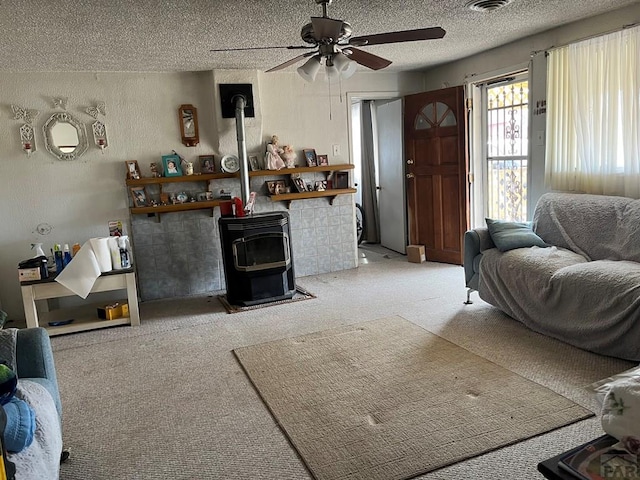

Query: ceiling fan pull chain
328;77;333;121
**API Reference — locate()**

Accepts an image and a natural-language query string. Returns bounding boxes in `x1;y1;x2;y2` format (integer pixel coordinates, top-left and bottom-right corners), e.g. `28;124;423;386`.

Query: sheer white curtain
546;25;640;197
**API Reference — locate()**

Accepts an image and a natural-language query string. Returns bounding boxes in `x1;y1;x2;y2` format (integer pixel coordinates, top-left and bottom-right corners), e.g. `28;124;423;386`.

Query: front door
404;86;468;265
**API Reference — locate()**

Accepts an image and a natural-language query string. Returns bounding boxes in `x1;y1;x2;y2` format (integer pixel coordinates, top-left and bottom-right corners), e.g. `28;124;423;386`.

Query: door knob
407;159;414;165
406;173;415;179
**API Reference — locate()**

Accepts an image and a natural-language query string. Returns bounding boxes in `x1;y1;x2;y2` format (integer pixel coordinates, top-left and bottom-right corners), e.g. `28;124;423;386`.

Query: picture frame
291;175;307;193
315;180;328;191
303;149;317;167
199;155;215;174
162;154;182;177
129;186;149;207
266;180;287;195
248;155;260;171
334;171;349;189
317;154;329;166
125;160;141;180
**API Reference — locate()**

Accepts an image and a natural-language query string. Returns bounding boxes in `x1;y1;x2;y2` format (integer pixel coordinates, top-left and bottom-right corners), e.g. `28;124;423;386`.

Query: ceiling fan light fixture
325;63;341;80
297;55;322;82
465;0;515;11
331;52;351;72
342;60;357;79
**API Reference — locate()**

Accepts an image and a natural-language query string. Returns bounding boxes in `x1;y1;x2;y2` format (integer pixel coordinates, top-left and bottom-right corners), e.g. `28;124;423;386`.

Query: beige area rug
234;315;594;480
218;286;316;313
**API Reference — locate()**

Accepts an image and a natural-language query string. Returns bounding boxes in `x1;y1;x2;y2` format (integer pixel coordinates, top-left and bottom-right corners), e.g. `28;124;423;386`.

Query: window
546;25;640;198
484;78;529;221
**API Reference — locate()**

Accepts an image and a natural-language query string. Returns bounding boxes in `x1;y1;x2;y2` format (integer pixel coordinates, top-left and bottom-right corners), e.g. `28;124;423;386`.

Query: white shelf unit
20;270;140;336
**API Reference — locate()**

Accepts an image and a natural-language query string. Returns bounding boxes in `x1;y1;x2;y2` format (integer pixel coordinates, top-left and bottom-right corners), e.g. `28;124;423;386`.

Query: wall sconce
19;124;36;156
92;121;108;153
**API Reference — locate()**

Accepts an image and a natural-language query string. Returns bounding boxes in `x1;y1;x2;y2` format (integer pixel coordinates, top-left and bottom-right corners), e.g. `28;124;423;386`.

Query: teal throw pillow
485;218;547;252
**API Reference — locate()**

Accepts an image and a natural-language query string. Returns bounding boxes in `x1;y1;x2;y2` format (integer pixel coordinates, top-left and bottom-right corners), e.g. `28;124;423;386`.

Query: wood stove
218;212;296;306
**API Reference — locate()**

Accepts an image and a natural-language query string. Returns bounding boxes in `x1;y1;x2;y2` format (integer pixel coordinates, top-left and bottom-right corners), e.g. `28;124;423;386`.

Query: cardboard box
406;245;426;263
18;267;41;282
97;302;128;320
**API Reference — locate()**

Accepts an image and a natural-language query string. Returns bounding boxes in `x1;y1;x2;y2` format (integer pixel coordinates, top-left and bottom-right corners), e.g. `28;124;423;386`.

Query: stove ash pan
218;212;296;306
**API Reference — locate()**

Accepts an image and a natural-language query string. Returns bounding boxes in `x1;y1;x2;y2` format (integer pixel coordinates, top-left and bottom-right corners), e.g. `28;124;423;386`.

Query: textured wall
0;69;424;319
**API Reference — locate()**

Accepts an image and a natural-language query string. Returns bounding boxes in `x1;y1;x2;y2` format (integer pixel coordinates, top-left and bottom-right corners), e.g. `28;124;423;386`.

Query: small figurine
265;135;285;170
183;160;194;176
282;145;297;169
150;162;161;178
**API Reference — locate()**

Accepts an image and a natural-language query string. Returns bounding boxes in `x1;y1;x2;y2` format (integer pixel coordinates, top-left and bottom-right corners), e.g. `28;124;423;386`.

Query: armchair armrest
15;328;61;419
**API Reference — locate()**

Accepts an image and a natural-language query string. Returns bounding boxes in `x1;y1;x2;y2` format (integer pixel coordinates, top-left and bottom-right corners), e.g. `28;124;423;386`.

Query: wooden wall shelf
129;200;222;215
126;163;356;216
270;188;357;208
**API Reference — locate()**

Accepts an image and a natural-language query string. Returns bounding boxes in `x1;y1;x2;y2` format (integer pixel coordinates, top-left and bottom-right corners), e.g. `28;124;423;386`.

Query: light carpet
234;315;593;480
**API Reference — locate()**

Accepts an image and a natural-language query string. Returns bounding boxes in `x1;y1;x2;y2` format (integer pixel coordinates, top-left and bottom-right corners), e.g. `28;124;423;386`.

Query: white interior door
376;98;407;254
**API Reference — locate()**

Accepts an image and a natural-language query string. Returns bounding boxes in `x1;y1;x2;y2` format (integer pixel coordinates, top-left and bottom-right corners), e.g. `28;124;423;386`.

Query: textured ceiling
0;0;638;73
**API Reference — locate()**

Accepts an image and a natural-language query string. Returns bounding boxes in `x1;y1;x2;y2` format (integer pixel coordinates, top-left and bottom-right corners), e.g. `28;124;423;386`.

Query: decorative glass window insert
414;101;456;130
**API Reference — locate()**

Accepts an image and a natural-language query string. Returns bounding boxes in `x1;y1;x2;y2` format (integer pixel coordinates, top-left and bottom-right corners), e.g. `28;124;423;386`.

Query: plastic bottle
31;243;46;258
118;237;131;268
53;244;64;273
63;244;72;267
72;243;81;257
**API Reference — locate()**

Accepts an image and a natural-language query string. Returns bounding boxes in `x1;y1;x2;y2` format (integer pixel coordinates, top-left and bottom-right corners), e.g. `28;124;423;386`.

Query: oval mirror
43;112;88;161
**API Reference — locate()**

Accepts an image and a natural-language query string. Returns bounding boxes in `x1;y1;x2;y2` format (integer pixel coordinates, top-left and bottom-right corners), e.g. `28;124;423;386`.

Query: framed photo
317;154;329;166
199;155;215;174
266;180;287;195
129;186;149;207
291;175;307;193
125;160;141;180
162;154;182;177
334;171;349;189
303;149;317;167
248;155;260;171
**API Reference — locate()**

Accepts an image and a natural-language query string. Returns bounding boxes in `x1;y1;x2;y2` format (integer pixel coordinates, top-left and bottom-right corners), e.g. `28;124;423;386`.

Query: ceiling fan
210;0;446;81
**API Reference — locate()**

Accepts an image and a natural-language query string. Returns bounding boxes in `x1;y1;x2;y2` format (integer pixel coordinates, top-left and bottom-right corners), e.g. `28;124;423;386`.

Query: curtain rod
530;21;639;57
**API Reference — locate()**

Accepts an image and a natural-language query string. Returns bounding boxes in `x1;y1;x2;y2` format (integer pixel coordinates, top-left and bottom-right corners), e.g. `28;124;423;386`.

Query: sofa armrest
15;328;61;419
464;227;495;290
464;230;480;288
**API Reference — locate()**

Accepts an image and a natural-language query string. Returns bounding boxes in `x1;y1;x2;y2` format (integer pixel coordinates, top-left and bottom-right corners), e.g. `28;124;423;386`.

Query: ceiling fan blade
311;16;344;42
265;52;315;72
344;48;391;71
349;27;446;47
210;45;314;52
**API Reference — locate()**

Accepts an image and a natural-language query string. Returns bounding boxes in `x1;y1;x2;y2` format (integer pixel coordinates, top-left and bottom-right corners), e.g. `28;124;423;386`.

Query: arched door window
414;101;457;130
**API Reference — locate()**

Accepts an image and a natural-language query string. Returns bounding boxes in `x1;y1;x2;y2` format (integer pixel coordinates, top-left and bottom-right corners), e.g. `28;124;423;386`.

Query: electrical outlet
332;144;341;156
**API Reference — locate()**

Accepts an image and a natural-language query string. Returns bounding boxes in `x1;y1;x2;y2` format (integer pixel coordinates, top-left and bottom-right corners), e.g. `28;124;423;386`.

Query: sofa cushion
485;218;547;252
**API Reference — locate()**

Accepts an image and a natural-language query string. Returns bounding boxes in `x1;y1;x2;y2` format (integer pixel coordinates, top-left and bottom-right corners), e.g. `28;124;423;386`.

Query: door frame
466;63;529;228
347;91;404;250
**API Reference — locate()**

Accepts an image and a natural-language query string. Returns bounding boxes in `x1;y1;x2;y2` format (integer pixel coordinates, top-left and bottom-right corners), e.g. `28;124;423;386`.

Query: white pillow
592;365;640;453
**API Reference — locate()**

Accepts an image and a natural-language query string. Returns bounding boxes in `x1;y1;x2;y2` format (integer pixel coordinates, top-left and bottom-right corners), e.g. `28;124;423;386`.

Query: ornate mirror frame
43;112;89;161
178;104;199;147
